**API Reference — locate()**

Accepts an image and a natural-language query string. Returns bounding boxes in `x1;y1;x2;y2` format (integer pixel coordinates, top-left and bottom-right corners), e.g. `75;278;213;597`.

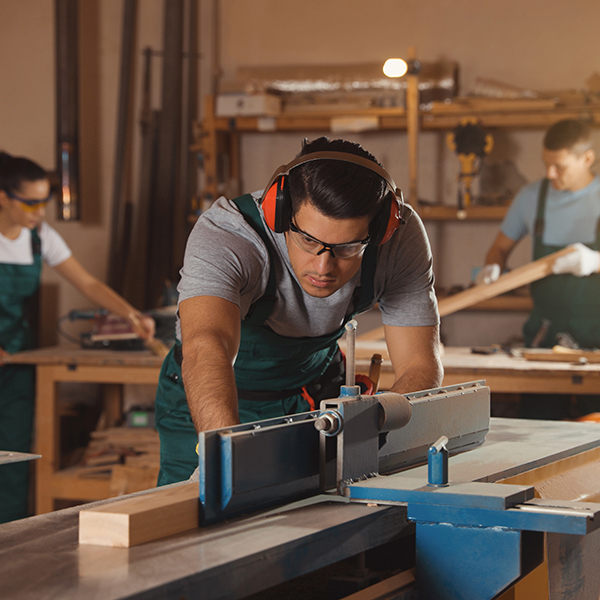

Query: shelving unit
193;85;600;316
194;93;600;215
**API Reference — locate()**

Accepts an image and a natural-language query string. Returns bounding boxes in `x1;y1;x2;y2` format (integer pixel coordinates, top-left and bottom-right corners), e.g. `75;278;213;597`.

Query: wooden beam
357;246;575;342
79;482;199;547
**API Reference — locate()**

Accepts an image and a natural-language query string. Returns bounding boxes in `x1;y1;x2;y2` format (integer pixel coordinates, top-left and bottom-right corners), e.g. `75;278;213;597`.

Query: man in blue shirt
478;119;600;419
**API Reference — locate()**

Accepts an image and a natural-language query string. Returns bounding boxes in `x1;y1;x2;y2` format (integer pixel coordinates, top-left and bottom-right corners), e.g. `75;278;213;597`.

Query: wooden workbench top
351;342;600;375
2;346;166;368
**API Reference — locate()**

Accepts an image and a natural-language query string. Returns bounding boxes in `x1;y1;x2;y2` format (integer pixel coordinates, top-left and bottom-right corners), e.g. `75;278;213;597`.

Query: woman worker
0;151;155;523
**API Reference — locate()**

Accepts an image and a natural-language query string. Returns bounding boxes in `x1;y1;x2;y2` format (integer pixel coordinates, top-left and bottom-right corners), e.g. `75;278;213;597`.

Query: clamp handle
428;435;449;487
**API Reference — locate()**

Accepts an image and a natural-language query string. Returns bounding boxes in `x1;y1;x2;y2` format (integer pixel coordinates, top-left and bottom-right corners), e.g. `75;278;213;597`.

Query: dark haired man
155;137;442;484
478;119;600;419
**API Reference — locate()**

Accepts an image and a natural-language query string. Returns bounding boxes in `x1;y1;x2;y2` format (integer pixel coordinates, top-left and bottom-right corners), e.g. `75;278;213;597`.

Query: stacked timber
76;427;160;496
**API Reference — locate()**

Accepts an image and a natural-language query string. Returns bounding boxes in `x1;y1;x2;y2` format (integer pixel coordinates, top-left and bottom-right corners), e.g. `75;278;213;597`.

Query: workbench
2;418;600;600
354;344;600;395
6;343;599;516
3;346;164;515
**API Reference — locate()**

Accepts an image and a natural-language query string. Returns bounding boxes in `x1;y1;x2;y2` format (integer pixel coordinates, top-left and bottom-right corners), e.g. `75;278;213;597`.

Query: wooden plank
79;482;199;547
522;347;600;363
437;246;573;317
357;247;574;342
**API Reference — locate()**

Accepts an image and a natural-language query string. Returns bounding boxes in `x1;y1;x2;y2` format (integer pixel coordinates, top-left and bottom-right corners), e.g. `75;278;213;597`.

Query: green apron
0;228;42;523
520;180;600;419
523;179;600;348
155;195;378;485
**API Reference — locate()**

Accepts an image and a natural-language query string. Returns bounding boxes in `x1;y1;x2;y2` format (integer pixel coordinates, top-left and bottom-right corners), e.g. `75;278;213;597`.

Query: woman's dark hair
0;151;47;194
287;137;389;222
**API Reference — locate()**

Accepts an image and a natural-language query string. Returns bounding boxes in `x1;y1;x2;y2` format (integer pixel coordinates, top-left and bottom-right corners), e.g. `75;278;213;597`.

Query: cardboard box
216;93;281;117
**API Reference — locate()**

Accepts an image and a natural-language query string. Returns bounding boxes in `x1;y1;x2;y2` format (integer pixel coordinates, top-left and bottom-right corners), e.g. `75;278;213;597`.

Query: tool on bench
58;309;169;357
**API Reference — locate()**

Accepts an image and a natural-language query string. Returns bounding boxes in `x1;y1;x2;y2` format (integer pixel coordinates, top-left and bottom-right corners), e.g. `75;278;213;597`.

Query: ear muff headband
260;151;404;244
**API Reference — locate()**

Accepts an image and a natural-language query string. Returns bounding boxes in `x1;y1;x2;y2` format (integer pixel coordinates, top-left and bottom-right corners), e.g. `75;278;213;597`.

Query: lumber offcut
357;246;575;341
79;482;199;547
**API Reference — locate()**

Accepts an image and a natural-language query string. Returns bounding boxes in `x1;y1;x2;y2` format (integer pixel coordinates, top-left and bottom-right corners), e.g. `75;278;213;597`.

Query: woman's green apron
0;229;42;522
520;180;600;419
155;195;378;485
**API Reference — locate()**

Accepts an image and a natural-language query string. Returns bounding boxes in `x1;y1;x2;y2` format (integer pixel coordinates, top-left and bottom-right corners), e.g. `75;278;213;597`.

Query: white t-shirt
0;222;72;267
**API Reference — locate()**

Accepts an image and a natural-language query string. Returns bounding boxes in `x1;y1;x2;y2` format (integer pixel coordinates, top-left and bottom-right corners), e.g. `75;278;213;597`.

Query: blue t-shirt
501;175;600;247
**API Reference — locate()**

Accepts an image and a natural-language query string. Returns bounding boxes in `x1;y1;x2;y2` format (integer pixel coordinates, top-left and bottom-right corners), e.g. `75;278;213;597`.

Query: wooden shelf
419;204;509;221
194;99;600;138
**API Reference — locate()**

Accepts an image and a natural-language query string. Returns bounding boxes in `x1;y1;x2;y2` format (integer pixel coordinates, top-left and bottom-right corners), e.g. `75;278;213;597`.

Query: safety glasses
288;221;370;258
5;190;53;213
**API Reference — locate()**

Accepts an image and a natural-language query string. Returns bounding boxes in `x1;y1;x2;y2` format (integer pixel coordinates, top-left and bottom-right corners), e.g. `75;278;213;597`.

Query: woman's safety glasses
288;221;370;259
6;190;53;213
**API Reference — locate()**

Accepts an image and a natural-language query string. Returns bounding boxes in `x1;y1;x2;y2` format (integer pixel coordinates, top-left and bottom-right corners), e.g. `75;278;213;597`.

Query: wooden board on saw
357;246;575;342
79;482;199;547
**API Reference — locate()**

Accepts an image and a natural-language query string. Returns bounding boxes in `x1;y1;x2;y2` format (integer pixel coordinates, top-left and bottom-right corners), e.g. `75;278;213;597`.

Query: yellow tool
446;117;494;209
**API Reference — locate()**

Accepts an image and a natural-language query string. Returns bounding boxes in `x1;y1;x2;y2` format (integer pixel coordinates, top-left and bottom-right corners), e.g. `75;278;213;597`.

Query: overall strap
533;178;550;241
354;245;378;315
31;227;42;256
231;194;277;325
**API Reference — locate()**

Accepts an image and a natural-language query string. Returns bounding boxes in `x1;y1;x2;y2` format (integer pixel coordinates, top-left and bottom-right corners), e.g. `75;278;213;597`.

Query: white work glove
475;264;501;285
552;243;600;277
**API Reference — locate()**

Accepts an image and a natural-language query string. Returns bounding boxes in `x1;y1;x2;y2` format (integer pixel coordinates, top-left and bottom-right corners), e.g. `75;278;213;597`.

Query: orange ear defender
260;151;404;244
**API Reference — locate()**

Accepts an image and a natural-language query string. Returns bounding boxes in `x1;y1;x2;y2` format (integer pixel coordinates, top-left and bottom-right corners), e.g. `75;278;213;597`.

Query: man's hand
552;243;600;277
475;264;501;285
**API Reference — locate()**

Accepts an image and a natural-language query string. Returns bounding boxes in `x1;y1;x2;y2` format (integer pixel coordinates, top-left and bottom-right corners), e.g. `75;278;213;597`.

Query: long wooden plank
79;482;199;547
358;247;574;341
522;347;600;363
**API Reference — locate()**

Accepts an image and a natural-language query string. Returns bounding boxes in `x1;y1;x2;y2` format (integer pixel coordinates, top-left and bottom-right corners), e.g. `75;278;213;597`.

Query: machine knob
314;410;343;436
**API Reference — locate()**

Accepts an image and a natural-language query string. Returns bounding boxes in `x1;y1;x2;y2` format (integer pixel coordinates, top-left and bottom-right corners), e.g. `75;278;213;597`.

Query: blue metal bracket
346;440;600;599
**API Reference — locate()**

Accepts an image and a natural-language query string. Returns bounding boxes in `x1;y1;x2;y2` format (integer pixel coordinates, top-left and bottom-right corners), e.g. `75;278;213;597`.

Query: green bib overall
155;195;378;484
0;228;42;523
520;180;600;419
523;178;600;348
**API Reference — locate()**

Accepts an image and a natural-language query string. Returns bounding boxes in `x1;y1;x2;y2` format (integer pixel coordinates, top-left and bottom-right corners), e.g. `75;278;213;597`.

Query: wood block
79;482;199;547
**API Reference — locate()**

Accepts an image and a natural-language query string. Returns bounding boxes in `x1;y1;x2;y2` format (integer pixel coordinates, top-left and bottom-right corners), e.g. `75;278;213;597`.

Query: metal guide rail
197;380;490;525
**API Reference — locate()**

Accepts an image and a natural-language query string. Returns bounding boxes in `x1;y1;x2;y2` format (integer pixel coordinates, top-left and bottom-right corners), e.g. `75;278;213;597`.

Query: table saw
3;390;600;598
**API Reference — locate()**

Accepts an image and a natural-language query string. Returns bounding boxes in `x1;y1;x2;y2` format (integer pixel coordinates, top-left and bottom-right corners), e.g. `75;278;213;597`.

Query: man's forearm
182;340;240;432
389;358;443;395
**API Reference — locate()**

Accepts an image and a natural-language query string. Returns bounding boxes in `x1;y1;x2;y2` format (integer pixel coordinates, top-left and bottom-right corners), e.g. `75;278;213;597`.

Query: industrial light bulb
383;58;408;78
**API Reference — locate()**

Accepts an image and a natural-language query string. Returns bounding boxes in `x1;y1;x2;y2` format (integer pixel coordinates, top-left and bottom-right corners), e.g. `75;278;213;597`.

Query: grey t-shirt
176;192;439;341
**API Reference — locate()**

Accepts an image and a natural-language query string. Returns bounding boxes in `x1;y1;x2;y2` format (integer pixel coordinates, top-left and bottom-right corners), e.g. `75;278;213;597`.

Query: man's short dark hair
543;119;593;155
287;137;389;222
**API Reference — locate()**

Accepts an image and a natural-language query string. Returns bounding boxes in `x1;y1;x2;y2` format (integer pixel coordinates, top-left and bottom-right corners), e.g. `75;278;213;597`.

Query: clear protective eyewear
6;190;53;213
288;221;370;259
